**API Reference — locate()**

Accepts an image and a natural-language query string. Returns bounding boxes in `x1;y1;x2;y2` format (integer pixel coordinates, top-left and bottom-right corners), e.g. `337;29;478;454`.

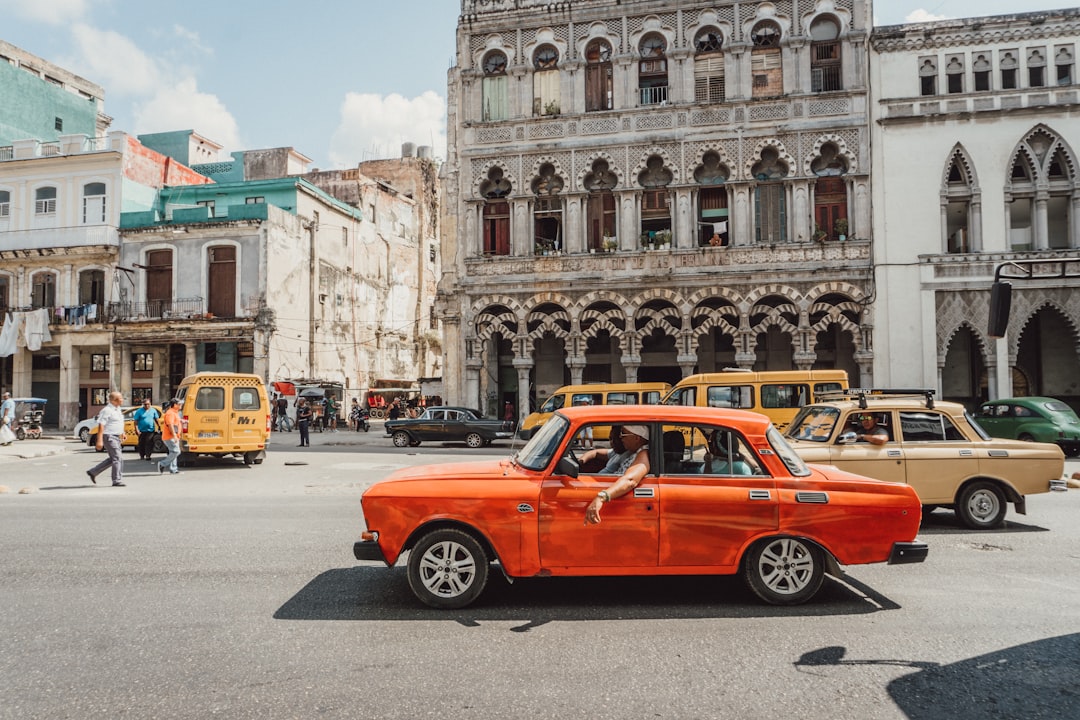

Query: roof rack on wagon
814;388;936;410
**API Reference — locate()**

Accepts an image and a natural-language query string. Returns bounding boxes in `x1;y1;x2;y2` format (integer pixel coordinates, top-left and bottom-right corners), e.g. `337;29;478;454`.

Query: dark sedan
384;406;514;448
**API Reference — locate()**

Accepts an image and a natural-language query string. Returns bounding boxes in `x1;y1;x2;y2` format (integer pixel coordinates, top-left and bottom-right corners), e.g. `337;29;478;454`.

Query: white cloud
0;0;88;25
69;23;161;96
133;78;240;152
329;91;446;167
173;24;212;57
905;9;951;23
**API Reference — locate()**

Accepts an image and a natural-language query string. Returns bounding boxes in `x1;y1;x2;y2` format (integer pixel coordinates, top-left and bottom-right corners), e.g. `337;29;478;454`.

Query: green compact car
973;397;1080;457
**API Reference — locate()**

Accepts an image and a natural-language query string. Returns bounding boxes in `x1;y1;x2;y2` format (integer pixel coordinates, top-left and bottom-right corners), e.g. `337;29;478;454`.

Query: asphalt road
1;431;1078;720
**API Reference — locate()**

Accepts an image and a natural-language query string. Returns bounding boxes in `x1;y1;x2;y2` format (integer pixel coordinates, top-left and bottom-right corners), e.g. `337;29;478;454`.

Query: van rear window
195;387;225;411
233;388;261;411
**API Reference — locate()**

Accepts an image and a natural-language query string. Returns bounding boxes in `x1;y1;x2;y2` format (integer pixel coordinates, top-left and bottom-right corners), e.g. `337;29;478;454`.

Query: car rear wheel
392;431;411;448
407;529;489;609
957;481;1007;529
1018;433;1036;442
743;537;824;606
465;432;484;449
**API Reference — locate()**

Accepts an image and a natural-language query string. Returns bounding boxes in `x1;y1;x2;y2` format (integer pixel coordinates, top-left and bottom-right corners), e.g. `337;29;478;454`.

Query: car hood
371;458;521;487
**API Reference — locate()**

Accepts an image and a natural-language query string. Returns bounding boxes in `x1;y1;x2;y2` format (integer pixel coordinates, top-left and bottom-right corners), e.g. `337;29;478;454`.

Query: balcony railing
639;85;669;106
106;297;205;322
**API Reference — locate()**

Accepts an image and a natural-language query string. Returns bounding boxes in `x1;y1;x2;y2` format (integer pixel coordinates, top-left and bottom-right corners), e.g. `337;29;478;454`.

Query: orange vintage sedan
353;405;927;609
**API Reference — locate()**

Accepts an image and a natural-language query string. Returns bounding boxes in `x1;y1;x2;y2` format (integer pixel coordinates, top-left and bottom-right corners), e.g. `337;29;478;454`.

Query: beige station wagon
785;390;1067;529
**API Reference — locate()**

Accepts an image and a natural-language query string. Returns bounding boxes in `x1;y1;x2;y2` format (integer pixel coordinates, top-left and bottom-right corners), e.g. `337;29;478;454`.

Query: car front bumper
353;539;388;563
888;541;929;565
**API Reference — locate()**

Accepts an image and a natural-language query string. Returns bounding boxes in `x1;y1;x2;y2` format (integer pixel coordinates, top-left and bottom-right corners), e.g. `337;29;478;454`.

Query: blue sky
0;1;1076;168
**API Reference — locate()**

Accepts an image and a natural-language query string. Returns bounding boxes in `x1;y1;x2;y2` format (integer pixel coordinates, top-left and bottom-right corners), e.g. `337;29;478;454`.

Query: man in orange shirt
157;399;183;475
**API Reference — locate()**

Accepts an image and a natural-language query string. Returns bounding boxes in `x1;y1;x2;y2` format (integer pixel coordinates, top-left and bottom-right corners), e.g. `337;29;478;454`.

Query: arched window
1000;51;1018;89
0;273;9;313
919;57;938;96
0;189;9;219
946;56;965;94
638;34;668;106
146;249;174;314
531;164;564;253
482;51;509;122
942;149;978;253
973;54;992;91
533;45;560;116
752;148;789;243
1007;127;1078;251
1028;48;1046;87
585;39;614;112
480;168;512;256
695;152;730;246
584;159;618;251
79;269;105;306
811;143;848;241
31;271;56;309
639;155;673;244
694;28;725;103
751;22;783;98
207;245;237;318
34;186;57;215
83;182;106;224
809;16;841;92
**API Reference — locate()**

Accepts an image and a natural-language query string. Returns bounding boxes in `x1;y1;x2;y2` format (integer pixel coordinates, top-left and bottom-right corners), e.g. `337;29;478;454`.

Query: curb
0;443;68;460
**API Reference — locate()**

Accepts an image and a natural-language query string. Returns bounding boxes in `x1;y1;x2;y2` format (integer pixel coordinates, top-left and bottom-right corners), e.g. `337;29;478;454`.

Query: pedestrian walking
296;397;312;447
325;393;339;432
388;398;402;421
0;391;15;446
133;398;161;460
87;391;127;487
157;399;183;475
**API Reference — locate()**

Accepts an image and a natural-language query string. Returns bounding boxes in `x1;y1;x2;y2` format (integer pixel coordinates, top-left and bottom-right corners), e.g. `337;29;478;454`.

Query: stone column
939;199;950;252
618;191;637;251
567;356;586;386
674;187;693;249
970;197;983;252
1003;195;1013;250
1071;195;1080;249
117;343;132;397
514;360;533;428
511;198;531;256
565;194;584;254
11;347;31;397
184;342;198;378
59;334;80;430
465;358;483;413
1035;192;1050;250
620;357;641;384
615;57;635;110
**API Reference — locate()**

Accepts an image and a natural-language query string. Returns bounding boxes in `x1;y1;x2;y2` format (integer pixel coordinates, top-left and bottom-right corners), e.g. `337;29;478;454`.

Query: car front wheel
957;481;1007;529
78;427;90;443
465;432;483;449
391;431;411;448
743;536;824;605
407;529;489;609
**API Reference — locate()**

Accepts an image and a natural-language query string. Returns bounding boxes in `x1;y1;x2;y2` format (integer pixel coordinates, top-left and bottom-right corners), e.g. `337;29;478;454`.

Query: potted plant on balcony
835;218;848;241
656;229;672;250
602;237;618;253
813;225;828;244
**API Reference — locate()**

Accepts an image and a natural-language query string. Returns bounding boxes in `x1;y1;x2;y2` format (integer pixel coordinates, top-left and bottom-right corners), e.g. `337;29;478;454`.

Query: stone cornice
872;14;1080;53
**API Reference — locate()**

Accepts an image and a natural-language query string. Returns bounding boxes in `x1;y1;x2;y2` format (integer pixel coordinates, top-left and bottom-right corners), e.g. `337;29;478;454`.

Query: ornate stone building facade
870;8;1080;408
440;0;875;417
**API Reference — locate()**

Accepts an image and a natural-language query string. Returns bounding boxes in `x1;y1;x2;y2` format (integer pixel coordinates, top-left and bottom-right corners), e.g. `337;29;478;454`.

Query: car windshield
965;411;992;440
516;413;569;471
768;427;811;476
1043;400;1076;416
785;406;840;443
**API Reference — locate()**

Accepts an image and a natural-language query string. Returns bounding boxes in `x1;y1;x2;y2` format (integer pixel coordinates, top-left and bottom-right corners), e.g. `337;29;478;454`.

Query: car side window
1012;405;1033;417
660;424;765;476
899;411;965;442
445;411;461;421
664;387;695;406
429;410;445;420
707;385;752;409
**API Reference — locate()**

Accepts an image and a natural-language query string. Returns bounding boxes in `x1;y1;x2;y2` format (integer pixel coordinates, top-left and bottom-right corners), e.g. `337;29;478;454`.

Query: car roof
556;404;774;431
806;397;967;412
983;397;1060;406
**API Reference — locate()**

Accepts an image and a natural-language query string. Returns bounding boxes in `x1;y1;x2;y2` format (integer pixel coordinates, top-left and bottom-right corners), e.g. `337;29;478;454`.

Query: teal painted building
0;40;103;145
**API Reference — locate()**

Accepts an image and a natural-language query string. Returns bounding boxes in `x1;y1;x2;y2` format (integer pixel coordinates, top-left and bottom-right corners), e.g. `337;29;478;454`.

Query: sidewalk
0;440;68;460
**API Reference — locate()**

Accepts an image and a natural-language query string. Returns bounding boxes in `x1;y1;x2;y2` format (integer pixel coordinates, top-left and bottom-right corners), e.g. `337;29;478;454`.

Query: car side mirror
555;456;579;478
838;431;858;445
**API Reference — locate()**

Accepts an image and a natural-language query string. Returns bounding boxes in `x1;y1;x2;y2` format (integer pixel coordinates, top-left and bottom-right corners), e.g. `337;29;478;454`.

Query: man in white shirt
87;391;127;487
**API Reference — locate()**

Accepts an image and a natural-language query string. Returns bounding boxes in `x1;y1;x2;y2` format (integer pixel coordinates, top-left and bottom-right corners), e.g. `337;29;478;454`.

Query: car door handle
887;450;901;457
633;488;655;498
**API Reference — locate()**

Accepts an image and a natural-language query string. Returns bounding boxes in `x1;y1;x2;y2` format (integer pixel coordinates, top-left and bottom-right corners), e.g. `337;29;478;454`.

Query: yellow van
518;382;671;439
662;369;848;430
174;372;270;466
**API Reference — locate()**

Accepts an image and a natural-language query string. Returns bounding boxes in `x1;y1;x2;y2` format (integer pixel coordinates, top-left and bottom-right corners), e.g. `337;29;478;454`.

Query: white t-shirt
96;404;126;436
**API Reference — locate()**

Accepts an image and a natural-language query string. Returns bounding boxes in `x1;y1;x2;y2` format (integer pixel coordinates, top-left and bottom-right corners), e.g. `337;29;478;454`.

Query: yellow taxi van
517;382;671;440
662;369;848;430
174;372;270;466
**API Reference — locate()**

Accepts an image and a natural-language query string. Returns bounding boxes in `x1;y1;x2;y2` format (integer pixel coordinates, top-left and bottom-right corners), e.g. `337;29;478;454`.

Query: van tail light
181;416;189;433
266;414;272;432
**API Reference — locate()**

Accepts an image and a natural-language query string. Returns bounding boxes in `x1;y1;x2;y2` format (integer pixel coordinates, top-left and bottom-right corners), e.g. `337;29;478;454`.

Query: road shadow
274;565;901;628
796;635;1080;719
919;509;1049;534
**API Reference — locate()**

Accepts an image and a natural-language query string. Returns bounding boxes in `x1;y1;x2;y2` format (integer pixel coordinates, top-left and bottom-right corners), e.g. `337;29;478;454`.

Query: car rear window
195;387;225;411
232;388;261;411
1044;401;1072;414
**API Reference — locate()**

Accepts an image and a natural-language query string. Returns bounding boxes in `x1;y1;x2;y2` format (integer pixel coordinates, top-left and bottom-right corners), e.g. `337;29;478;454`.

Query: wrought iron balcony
106;297;205;322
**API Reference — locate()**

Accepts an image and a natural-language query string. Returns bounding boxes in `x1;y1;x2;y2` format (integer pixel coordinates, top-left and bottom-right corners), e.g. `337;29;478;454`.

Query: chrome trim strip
634;488;655;498
749;489;772;500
